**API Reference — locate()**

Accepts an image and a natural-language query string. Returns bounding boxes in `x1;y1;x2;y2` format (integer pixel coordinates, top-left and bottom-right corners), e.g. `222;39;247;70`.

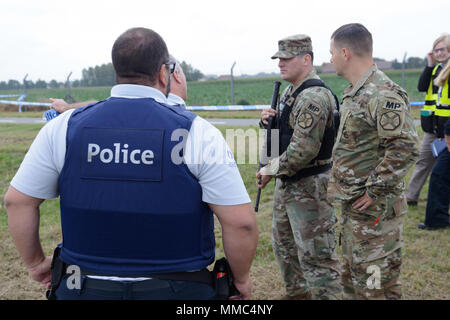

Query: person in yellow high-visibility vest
434;51;450;138
418;52;450;230
406;34;449;206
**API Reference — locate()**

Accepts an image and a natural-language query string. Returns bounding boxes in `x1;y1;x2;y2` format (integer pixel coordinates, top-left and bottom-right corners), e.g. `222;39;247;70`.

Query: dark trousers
424;148;450;227
55;274;216;300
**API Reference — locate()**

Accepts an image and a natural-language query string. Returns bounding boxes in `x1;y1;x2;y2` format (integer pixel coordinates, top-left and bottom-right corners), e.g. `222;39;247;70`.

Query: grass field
0;69;426;119
0;122;448;300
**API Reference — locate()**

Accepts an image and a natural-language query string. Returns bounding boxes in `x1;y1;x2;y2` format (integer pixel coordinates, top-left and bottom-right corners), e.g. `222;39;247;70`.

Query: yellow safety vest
424;64;441;111
435;74;450;117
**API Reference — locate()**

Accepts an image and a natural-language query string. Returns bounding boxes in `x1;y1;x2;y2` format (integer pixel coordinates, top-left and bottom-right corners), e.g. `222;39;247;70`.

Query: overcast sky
1;0;449;82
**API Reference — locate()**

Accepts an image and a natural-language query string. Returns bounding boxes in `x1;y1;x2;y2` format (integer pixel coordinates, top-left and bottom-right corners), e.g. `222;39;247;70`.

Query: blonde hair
432;33;449;50
434;34;450;87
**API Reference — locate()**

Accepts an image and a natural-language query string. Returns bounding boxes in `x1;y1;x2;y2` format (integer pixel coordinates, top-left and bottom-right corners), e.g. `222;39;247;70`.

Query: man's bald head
112;28;169;85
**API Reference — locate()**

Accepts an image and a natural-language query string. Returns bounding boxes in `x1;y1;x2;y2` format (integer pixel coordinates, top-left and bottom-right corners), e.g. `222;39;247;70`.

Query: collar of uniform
110;84;167;104
289;70;319;94
167;93;186;106
342;64;378;99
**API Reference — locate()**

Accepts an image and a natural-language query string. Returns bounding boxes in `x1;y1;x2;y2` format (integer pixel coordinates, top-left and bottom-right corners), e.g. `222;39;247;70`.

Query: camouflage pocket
392;196;407;217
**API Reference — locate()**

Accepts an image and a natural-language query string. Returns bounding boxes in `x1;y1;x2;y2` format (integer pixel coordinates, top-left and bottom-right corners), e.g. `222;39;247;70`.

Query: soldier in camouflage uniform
328;23;420;299
257;35;342;300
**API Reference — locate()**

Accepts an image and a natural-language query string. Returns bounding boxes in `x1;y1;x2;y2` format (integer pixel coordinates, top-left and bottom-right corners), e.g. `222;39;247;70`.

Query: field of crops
0;69;425;112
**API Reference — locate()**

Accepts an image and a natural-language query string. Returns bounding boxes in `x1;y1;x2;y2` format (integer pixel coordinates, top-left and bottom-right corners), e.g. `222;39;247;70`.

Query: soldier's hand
352;192;375;212
256;167;273;189
445;135;450;152
49;98;69;113
261;108;277;126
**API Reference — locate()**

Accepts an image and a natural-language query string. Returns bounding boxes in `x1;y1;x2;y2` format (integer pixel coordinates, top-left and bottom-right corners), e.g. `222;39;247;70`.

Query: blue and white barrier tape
186;105;269;111
0;94;21;98
0;99;426;110
0;99;51;107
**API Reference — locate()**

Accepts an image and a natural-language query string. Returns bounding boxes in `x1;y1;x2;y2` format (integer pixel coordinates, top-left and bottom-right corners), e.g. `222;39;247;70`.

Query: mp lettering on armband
383;101;402;111
81;127;163;181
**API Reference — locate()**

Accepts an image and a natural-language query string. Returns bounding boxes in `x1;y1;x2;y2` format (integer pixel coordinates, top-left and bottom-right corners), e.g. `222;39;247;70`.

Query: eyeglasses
164;61;176;74
433;47;447;54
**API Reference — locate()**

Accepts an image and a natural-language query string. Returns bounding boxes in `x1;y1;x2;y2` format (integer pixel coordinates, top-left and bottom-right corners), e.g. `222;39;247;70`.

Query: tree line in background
391;57;428;70
0;61;204;90
0;56;427;90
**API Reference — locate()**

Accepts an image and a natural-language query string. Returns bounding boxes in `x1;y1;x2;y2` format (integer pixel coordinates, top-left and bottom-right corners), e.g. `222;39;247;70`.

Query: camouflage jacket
265;70;337;177
330;64;420;201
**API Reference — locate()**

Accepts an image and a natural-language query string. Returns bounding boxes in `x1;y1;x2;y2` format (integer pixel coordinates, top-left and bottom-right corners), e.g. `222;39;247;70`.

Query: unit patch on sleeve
379;111;401;131
298;112;314;129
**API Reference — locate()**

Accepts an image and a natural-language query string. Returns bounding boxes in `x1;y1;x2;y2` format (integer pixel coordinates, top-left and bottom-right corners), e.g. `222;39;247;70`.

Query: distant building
374;60;392;70
320;63;336;74
217;75;232;81
320;59;392;74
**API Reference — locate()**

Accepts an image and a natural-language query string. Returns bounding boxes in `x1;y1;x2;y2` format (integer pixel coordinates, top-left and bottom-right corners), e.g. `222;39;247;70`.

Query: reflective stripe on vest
424;64;441;111
435;76;450;117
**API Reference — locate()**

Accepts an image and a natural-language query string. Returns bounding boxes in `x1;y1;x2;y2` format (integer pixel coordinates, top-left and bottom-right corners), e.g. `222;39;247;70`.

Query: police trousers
55;274;216;300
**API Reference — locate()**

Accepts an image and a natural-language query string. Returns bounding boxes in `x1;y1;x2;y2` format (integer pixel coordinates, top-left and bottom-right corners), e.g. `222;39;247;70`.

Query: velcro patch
285;97;296;107
307;104;321;116
81;127;164;181
383;101;402;111
380;111;401;131
298;112;314;129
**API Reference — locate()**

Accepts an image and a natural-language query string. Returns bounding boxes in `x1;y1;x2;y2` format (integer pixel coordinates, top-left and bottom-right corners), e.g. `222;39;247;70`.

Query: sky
0;0;449;83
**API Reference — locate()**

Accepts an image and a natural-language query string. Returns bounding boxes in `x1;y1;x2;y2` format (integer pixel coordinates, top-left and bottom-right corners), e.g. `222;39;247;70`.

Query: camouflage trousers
272;173;342;300
339;194;407;300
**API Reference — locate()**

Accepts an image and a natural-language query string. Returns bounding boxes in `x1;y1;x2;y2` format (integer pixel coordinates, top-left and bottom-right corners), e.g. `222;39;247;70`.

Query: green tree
81;63;115;87
7;79;21;90
35;79;47;89
48;79;59;89
180;61;204;81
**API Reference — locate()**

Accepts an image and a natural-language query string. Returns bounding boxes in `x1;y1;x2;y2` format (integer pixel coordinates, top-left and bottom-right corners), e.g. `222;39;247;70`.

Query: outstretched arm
49;98;98;113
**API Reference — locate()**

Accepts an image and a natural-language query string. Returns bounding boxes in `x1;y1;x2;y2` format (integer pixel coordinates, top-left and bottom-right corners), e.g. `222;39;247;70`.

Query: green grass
0;69;425;119
0;121;448;300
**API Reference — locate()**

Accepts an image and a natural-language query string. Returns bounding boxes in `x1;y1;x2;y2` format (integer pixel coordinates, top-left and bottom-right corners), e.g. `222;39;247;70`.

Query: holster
45;247;66;300
212;258;240;299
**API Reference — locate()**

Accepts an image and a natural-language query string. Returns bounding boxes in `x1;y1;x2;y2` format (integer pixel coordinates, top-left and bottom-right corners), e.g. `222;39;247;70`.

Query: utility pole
231;62;236;105
64;72;76;103
18;74;28;112
401;52;407;89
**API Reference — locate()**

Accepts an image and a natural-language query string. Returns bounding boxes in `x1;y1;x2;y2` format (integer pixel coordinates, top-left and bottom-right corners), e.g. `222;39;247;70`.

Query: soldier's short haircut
299;51;314;64
112;28;169;84
331;23;373;57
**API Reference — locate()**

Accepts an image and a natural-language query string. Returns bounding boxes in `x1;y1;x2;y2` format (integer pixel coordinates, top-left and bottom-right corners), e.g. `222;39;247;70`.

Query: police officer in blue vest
4;27;258;300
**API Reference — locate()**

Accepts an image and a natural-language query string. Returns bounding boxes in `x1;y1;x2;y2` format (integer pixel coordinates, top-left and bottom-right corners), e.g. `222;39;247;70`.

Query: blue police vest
58;97;215;275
